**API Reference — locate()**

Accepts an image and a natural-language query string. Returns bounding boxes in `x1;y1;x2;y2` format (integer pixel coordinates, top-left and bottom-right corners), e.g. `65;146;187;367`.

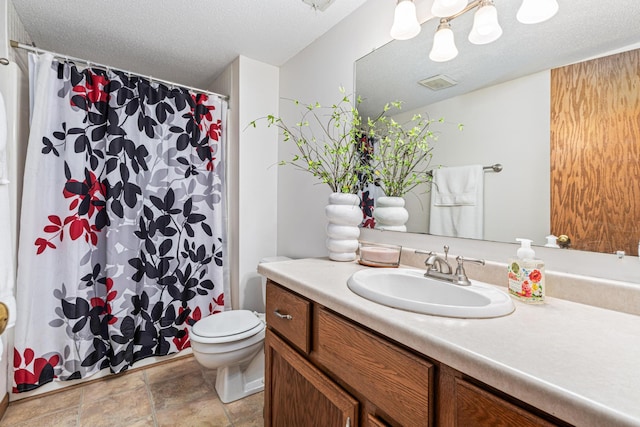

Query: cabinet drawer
313;307;434;427
454;378;556;427
266;281;311;354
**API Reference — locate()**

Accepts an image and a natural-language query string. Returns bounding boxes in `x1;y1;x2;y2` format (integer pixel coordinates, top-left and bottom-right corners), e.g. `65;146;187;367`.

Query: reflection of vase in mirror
325;192;361;261
373;196;409;232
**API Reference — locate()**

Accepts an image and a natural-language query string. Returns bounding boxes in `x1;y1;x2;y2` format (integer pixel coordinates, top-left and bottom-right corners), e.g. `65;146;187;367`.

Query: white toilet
189;256;290;403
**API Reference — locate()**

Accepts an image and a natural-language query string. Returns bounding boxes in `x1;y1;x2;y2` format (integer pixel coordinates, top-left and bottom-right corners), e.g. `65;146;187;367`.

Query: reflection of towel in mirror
429;165;484;239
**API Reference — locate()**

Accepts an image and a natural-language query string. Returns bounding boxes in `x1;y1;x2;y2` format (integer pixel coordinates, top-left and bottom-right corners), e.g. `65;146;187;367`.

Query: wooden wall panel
551;49;640;255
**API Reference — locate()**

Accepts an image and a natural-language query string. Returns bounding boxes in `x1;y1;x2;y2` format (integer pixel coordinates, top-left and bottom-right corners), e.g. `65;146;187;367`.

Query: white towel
429;165;484;239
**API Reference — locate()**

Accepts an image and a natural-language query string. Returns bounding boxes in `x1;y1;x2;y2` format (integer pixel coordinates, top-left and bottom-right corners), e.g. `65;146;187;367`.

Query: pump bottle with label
507;238;545;303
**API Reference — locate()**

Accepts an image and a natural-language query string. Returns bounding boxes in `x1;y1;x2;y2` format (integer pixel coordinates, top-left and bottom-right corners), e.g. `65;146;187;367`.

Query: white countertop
258;257;640;427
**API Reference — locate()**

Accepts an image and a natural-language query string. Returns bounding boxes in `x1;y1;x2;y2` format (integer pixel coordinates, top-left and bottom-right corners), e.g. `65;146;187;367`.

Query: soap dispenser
507;238;545;303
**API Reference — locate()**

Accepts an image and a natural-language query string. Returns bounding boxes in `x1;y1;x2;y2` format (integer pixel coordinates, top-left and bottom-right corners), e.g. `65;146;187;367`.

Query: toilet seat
191;310;264;344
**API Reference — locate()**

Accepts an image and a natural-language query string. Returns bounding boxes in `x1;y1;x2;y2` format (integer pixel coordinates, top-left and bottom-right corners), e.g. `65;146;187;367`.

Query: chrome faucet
426;244;453;273
416;246;485;286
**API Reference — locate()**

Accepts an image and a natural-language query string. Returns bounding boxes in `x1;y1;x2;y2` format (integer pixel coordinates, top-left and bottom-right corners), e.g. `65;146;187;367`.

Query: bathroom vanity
259;258;640;427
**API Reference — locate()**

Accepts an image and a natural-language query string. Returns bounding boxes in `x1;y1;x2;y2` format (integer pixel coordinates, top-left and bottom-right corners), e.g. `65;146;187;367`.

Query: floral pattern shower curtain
13;53;228;392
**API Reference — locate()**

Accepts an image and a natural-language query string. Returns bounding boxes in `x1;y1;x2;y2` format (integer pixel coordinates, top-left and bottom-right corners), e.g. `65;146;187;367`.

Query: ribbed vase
325;192;361;262
373;196;409;232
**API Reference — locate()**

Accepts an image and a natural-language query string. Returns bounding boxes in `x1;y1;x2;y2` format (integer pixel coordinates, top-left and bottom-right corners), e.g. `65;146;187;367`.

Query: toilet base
215;348;265;403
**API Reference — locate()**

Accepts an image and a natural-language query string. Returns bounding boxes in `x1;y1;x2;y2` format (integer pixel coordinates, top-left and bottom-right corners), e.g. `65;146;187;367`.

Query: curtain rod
9;40;229;101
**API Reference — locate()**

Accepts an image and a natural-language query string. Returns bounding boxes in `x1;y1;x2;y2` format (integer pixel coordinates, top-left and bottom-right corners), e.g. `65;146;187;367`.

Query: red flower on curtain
35;171;106;254
172;306;205;350
71;72;110;105
63;171;107;218
209;293;224;315
173;333;190;351
13;348;60;393
208;121;222;141
191;94;216;130
90;278;118;325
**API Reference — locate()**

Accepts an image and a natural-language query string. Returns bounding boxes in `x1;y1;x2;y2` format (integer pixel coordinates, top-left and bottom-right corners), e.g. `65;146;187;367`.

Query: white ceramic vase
325;192;361;262
373;196;409;232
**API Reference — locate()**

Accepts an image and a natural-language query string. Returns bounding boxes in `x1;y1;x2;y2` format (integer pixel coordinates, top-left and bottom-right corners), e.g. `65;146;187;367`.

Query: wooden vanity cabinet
265;280;568;427
265;280;431;426
265;330;359;427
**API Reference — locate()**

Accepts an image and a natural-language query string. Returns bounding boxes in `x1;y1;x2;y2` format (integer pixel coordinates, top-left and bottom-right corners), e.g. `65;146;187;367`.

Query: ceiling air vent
302;0;335;11
418;74;458;91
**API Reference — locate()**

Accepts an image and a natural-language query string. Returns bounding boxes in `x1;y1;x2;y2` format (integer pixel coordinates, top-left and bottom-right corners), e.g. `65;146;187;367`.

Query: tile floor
0;355;264;427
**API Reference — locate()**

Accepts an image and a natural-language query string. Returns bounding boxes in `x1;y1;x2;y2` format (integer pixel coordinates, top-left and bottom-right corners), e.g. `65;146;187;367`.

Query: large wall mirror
356;0;640;255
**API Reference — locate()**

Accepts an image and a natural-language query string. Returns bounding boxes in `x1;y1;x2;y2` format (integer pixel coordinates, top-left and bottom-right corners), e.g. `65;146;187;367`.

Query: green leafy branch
365;101;463;197
250;88;368;194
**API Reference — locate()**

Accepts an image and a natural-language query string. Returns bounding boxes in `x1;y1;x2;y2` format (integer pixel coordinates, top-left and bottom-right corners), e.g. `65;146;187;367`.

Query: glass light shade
390;0;421;40
468;3;502;44
431;0;468;17
429;25;458;62
517;0;559;24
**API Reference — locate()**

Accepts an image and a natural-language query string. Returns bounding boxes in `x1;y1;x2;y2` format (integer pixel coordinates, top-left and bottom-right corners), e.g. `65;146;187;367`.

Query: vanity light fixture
390;0;421;40
394;0;559;63
468;0;502;45
517;0;559;24
429;21;459;62
431;0;468;17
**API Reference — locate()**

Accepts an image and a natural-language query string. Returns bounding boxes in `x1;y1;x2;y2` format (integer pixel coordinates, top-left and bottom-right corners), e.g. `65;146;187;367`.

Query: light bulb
429;21;458;62
431;0;468;17
468;1;502;44
517;0;559;24
390;0;421;40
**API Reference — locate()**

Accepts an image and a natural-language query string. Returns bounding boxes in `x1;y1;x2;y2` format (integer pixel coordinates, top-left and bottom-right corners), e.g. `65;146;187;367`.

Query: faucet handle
453;256;485;286
455;255;485;266
414;250;433;255
415;250;435;268
443;245;449;261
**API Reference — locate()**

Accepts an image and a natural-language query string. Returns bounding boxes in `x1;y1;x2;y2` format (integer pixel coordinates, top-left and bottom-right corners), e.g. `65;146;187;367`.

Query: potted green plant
363;102;462;230
249;88;367;261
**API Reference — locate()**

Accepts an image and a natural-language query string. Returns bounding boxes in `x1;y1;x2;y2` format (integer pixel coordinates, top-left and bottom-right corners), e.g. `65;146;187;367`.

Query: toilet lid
192;310;263;339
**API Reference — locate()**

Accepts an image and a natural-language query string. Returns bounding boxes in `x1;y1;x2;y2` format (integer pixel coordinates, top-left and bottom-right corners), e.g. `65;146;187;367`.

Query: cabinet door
454;378;557;427
313;307;433;426
265;329;359;427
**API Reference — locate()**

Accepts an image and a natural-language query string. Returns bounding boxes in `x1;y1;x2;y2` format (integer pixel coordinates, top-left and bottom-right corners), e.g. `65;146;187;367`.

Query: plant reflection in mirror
364;101;464;197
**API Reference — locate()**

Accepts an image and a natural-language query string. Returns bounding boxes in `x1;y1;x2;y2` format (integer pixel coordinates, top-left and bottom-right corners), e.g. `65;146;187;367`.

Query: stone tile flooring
0;355;264;427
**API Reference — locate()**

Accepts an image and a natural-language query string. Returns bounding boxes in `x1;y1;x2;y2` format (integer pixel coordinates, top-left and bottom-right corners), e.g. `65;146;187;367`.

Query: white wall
210;56;279;311
278;0;396;258
396;71;551;244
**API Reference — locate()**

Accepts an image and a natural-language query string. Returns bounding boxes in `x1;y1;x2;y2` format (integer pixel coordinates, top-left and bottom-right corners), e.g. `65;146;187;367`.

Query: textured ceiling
10;0;367;90
357;0;640;119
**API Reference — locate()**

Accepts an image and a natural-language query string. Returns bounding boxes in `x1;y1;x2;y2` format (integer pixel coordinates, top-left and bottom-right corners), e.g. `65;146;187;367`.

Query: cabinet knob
274;309;293;320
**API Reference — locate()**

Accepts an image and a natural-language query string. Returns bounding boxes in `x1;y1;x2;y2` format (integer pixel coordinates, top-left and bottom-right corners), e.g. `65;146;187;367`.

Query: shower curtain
13;53;228;392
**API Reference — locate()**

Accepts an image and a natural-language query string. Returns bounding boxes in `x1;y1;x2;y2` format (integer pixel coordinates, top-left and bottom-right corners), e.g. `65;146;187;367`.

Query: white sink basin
347;268;515;318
